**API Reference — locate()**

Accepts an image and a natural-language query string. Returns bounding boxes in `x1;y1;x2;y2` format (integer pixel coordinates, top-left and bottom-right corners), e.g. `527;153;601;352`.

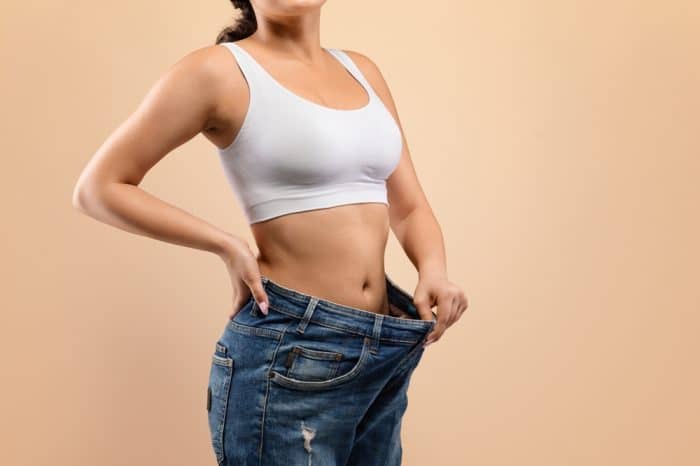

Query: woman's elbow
72;176;106;216
72;179;91;214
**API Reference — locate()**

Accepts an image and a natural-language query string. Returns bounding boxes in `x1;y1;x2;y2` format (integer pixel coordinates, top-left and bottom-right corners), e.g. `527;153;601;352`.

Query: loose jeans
206;274;436;466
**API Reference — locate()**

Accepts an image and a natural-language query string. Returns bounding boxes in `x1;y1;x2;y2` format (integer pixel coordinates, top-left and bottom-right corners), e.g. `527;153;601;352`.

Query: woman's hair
216;0;257;44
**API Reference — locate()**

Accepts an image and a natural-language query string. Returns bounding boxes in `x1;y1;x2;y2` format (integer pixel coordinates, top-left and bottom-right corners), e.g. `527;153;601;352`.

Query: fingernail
259;302;268;315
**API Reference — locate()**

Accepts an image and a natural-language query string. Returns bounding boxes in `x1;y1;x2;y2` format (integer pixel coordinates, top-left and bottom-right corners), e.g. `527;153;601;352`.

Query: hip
205;273;436;464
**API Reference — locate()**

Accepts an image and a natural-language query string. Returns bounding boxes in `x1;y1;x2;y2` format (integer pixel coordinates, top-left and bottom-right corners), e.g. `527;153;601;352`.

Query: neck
247;9;324;62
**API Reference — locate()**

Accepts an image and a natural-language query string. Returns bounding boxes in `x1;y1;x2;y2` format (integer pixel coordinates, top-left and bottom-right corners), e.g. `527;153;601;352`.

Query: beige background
1;1;698;465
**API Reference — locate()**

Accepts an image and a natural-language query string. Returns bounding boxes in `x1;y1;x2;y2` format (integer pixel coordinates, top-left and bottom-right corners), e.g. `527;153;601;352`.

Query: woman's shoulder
333;48;396;104
160;43;250;99
333;48;381;76
174;43;242;77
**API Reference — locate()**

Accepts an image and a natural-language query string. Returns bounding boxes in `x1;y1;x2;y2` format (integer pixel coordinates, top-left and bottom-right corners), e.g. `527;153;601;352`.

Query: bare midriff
252;202;395;316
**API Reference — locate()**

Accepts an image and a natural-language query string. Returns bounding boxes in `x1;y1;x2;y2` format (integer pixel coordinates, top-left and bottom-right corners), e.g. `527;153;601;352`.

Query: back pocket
207;342;234;465
285;345;343;381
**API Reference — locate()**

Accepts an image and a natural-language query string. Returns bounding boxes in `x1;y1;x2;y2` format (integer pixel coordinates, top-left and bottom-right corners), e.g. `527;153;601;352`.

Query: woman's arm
72;45;270;316
346;50;468;345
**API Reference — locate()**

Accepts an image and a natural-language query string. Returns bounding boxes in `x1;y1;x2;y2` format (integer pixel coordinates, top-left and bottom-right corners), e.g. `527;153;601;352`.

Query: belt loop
296;297;319;334
369;315;383;354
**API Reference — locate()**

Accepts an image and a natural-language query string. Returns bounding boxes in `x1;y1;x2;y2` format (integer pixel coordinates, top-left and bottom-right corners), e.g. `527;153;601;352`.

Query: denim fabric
206;274;436;466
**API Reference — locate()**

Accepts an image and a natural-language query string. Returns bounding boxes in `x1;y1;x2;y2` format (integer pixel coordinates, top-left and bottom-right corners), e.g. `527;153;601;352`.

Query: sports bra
216;41;403;224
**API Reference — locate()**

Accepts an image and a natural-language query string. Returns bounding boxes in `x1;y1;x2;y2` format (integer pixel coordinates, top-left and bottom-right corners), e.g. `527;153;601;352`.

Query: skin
72;0;468;346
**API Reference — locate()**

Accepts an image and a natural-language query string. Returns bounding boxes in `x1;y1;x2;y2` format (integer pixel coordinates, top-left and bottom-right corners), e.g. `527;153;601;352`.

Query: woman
73;0;468;464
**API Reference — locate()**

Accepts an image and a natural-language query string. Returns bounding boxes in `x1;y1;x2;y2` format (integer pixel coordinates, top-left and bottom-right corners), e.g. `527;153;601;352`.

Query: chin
266;0;327;14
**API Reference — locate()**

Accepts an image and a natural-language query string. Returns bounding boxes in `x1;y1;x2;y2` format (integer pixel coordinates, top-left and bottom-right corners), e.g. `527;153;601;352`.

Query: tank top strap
219;42;278;102
325;48;376;98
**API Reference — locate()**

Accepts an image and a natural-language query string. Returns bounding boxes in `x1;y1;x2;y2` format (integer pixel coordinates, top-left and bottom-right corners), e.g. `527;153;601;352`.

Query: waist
257;273;436;340
252;203;391;314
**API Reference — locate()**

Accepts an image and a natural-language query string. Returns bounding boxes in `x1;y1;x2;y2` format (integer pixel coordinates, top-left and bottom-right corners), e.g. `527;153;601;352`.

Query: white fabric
216;42;403;224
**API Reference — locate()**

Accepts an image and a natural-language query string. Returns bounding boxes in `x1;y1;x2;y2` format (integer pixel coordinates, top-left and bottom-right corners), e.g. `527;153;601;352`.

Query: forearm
391;205;447;279
73;180;235;258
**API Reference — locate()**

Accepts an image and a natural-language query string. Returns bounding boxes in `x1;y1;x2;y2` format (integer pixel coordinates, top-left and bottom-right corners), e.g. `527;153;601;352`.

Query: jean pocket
227;298;285;340
207;342;234;464
284;345;343;381
269;336;372;391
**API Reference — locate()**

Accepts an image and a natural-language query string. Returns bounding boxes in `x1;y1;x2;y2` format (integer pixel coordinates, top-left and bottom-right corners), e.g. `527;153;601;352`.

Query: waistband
259;274;436;343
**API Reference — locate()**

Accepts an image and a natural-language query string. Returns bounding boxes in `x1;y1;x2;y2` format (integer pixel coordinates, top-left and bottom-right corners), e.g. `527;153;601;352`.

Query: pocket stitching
208;353;234;464
270;337;371;391
227;319;283;340
286;346;342;382
293;345;344;360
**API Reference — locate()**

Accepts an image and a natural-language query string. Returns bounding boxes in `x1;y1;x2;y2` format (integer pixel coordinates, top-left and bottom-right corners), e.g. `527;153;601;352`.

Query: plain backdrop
1;1;698;465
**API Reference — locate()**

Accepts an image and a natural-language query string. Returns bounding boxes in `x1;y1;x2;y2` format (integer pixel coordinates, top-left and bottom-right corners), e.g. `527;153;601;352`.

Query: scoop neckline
228;42;374;113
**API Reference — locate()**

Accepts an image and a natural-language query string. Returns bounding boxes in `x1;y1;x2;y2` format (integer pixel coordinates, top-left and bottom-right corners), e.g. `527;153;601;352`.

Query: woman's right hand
218;235;270;319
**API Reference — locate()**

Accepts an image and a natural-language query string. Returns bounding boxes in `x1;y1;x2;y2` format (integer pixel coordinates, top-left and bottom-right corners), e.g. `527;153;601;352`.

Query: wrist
212;231;240;261
418;261;447;280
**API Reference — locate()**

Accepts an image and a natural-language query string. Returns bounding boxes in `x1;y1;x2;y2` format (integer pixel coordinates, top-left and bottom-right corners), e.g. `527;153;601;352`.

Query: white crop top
216;41;403;224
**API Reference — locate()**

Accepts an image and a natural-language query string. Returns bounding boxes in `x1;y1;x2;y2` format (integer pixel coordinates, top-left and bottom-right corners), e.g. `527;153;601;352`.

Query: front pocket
285;345;343;381
270;336;372;391
207;343;234;464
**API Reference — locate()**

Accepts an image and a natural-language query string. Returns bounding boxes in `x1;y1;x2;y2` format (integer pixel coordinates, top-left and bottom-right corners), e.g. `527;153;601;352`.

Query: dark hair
215;0;257;44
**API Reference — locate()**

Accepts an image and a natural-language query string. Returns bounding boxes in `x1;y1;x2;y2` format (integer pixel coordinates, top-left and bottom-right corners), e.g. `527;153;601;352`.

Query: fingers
457;291;469;319
445;295;458;328
241;267;270;316
424;288;468;347
249;278;269;315
424;294;453;347
412;289;435;322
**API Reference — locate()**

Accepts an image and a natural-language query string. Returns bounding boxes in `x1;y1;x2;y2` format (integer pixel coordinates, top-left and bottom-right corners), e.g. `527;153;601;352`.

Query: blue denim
206;274;437;466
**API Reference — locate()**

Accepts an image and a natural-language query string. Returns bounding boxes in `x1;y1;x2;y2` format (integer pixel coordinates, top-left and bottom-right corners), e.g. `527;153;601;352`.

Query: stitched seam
270;295;432;329
258;322;293;465
294;345;344;360
395;340;426;375
213;356;233;464
228;320;282;339
262;278;432;328
271;306;420;344
269;337;371;391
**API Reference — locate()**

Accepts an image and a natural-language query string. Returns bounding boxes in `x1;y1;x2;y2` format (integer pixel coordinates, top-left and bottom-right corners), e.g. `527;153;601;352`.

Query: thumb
412;287;435;322
246;274;270;315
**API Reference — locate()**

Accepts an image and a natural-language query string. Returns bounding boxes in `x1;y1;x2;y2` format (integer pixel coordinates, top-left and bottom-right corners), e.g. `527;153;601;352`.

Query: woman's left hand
412;274;469;346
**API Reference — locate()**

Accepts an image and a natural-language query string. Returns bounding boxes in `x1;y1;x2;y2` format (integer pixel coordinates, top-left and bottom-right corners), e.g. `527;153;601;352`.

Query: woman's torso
205;39;403;315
